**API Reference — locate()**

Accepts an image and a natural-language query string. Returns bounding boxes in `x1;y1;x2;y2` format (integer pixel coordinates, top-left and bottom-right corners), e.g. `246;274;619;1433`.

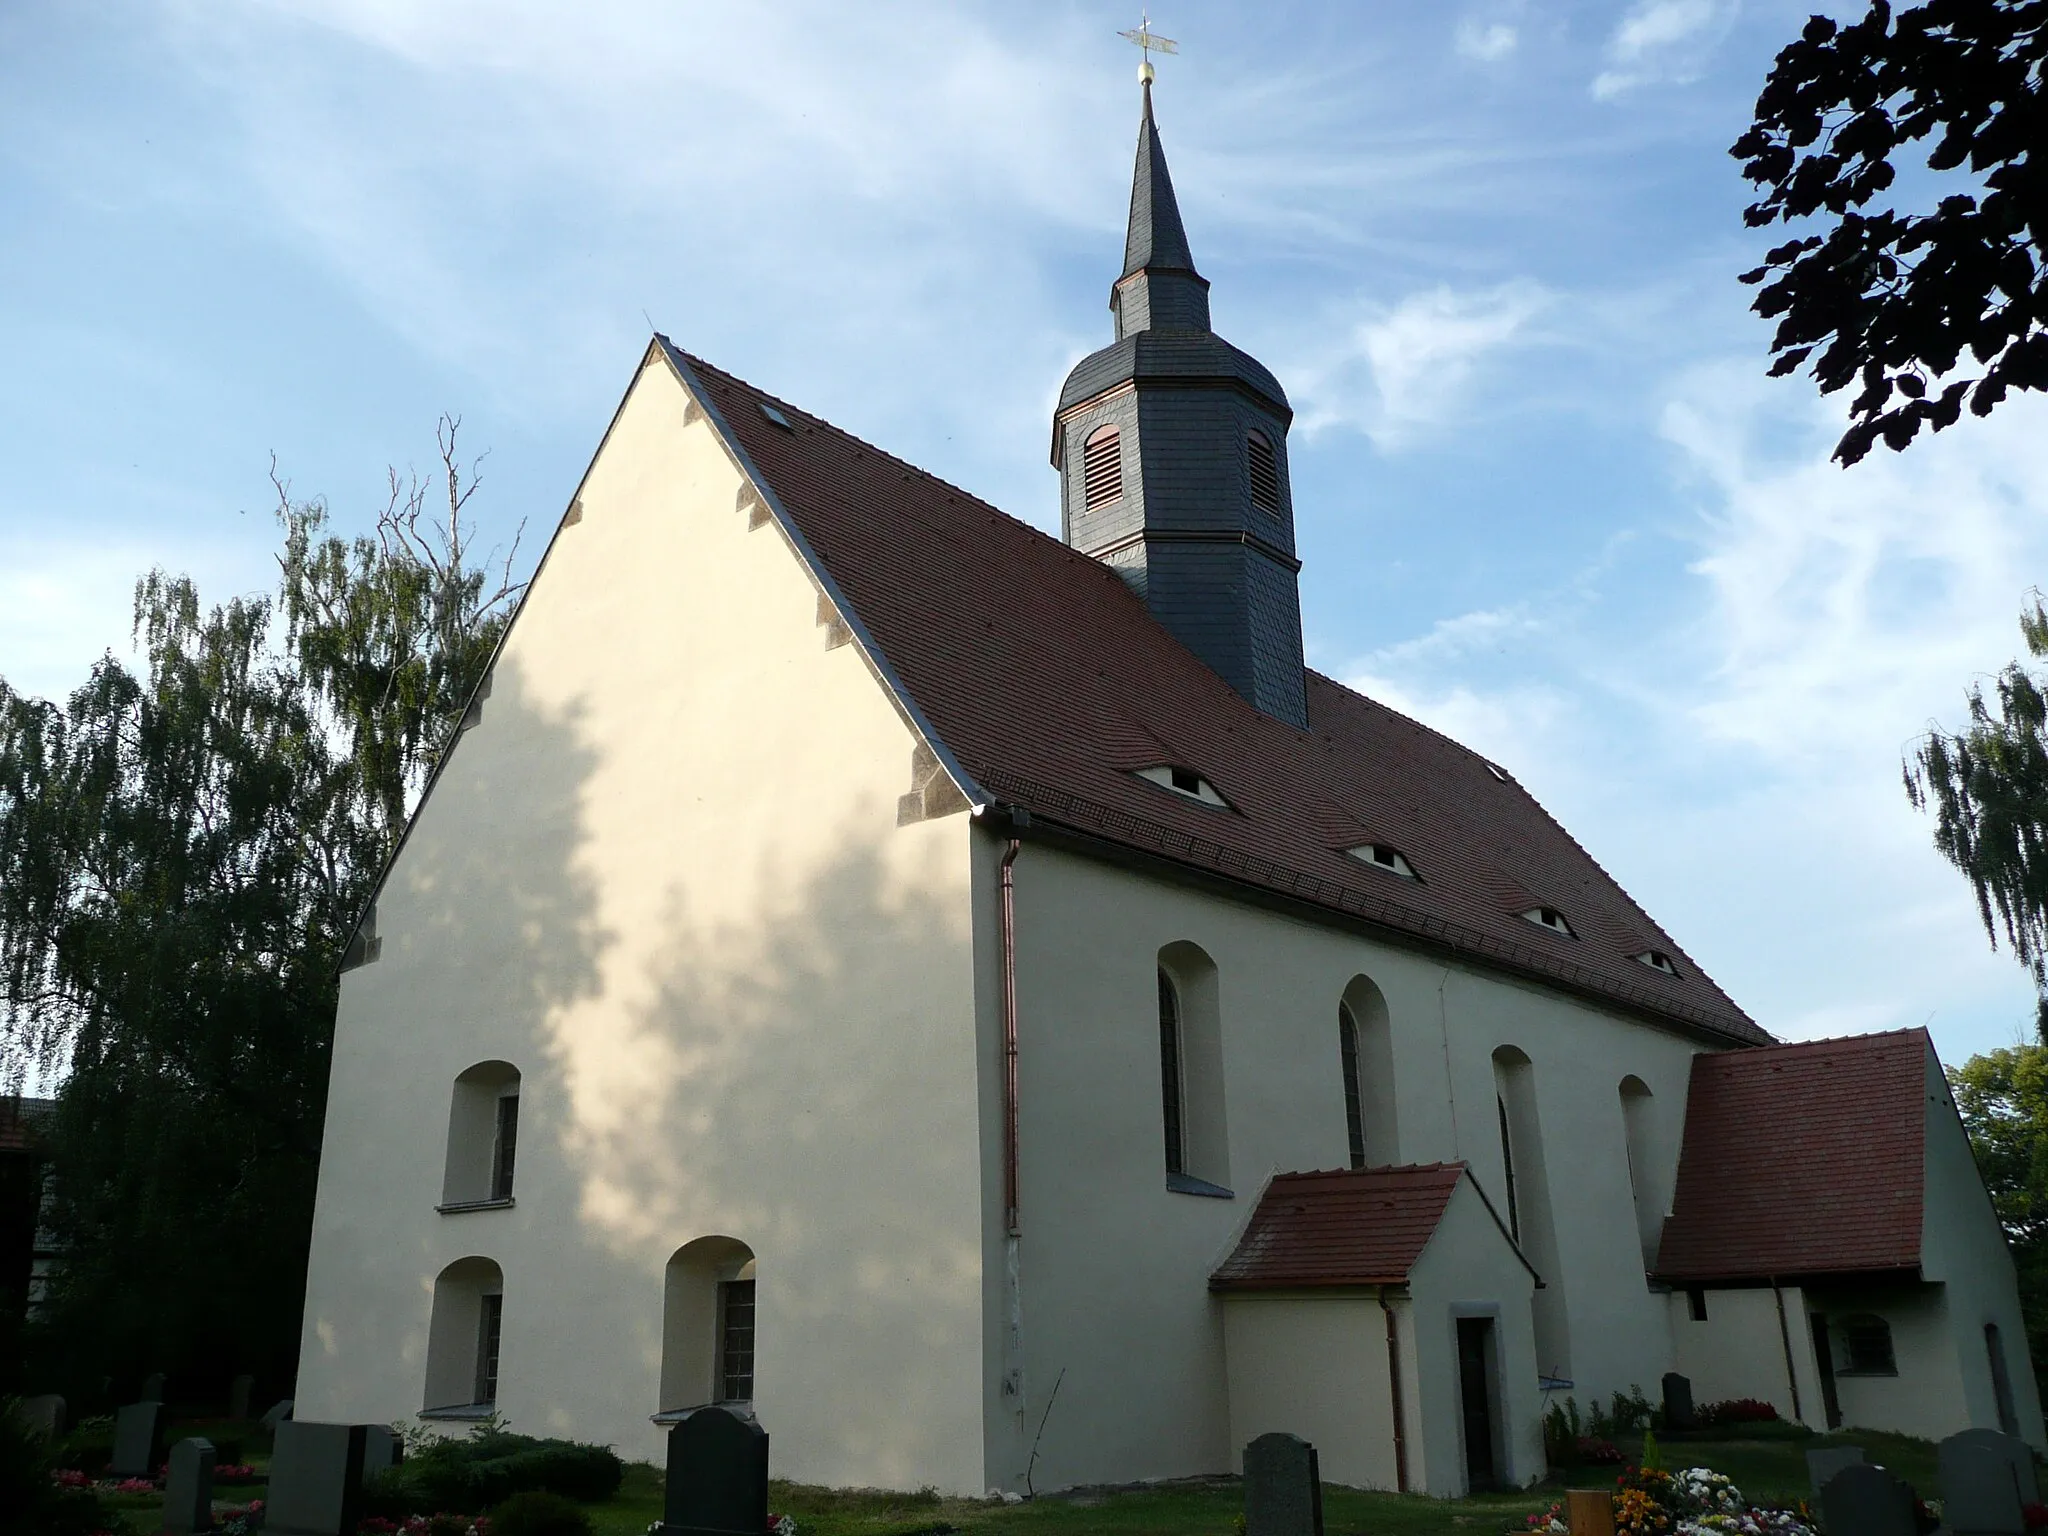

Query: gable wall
295;356;987;1488
987;836;1708;1491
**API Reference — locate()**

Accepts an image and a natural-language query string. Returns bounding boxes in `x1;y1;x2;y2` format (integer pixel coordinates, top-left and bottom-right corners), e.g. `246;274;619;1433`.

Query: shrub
366;1431;623;1516
488;1493;591;1536
0;1399;130;1536
1698;1397;1780;1426
51;1415;114;1477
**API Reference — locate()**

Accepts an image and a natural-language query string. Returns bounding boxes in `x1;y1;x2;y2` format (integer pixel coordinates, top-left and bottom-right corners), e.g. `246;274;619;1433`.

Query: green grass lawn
86;1419;1967;1536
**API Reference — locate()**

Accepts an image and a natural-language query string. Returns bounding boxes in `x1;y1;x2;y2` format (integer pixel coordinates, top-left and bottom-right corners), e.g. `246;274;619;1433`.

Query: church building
293;80;2042;1496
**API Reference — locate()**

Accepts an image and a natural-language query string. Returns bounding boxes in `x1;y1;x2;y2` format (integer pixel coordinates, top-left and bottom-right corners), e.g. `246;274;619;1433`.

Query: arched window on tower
1083;425;1123;510
1247;429;1281;515
423;1256;504;1415
660;1237;757;1415
441;1062;521;1210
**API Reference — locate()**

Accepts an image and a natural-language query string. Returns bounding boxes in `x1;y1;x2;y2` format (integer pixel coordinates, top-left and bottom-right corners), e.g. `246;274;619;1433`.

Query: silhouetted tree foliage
1906;599;2048;1014
1732;0;2046;464
0;419;521;1402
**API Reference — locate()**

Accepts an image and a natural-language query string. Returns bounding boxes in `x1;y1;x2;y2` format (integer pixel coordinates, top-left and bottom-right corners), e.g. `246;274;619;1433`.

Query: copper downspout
1380;1291;1409;1493
1000;838;1021;1235
1771;1280;1804;1423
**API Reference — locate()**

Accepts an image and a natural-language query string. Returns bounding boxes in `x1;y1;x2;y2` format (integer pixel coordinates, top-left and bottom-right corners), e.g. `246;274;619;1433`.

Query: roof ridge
1706;1027;1929;1061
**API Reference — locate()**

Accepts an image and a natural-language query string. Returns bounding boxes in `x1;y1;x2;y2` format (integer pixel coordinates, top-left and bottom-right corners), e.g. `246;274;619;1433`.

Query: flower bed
1696;1399;1781;1427
1524;1461;1816;1535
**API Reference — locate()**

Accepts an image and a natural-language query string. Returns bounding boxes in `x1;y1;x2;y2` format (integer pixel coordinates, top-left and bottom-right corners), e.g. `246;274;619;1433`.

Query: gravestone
361;1423;400;1484
657;1406;769;1536
15;1393;64;1441
261;1398;295;1428
110;1399;166;1478
266;1421;366;1536
1660;1372;1696;1432
228;1374;255;1421
1817;1463;1918;1536
164;1437;217;1534
1943;1427;2042;1504
1941;1442;2026;1535
139;1371;166;1402
1565;1488;1616;1535
1805;1445;1866;1495
1243;1432;1323;1536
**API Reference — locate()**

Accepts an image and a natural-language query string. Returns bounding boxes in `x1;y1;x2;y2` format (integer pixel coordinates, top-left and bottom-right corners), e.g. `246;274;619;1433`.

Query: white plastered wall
1666;1285;1824;1426
295;353;986;1490
988;838;1710;1492
1219;1292;1403;1492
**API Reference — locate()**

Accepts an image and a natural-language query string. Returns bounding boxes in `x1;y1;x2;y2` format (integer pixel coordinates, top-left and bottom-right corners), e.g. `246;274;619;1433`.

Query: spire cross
1118;12;1178;84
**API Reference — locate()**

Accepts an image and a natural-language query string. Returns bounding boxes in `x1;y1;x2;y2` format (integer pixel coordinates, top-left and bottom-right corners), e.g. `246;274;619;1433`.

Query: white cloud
1592;0;1736;100
1291;280;1550;448
1456;19;1519;63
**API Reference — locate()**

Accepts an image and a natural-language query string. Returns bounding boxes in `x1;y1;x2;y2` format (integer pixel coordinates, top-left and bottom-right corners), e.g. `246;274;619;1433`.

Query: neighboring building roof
665;344;1767;1046
0;1096;55;1155
1210;1164;1504;1290
1654;1029;1931;1283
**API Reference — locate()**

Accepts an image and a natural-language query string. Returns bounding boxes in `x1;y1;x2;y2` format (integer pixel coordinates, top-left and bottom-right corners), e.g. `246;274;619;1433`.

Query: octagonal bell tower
1052;80;1306;729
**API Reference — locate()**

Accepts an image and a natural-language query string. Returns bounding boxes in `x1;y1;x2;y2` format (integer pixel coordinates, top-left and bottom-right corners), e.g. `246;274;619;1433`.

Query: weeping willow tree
0;420;521;1401
1905;598;2048;1036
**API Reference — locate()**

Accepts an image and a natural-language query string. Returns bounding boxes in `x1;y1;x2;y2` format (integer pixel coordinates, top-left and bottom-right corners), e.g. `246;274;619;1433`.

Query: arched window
441;1062;521;1208
1247;429;1281;514
1494;1045;1570;1379
660;1237;757;1414
424;1256;504;1413
1157;943;1230;1193
1619;1076;1662;1268
1083;425;1123;510
1338;976;1398;1168
1840;1314;1896;1375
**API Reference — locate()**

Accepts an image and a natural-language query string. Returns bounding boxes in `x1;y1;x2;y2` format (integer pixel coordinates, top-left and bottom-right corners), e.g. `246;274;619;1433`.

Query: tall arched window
1083;425;1123;510
1337;976;1398;1168
442;1061;521;1209
424;1256;504;1414
1618;1077;1662;1268
1247;429;1281;514
1157;943;1229;1193
1494;1045;1570;1379
660;1237;757;1414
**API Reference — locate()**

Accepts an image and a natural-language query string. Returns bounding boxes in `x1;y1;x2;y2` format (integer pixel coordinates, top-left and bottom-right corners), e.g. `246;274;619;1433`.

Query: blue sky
5;0;2046;1063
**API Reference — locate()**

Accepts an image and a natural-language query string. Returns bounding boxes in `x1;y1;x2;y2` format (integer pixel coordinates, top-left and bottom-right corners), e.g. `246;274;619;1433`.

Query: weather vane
1118;12;1178;84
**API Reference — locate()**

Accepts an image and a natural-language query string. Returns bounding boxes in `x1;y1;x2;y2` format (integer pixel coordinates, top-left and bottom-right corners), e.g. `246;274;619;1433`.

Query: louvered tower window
1083;425;1123;510
1247;429;1281;514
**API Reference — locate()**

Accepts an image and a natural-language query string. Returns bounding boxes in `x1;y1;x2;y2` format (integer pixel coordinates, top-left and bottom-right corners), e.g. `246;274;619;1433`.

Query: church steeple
1052;83;1308;730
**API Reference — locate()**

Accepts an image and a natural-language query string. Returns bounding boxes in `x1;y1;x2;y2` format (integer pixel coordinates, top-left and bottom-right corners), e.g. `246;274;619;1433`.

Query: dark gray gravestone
265;1421;366;1536
1806;1445;1866;1495
260;1398;295;1428
228;1374;254;1421
361;1423;400;1484
1943;1427;2042;1504
1243;1432;1323;1536
1817;1463;1917;1536
164;1437;217;1534
15;1393;63;1441
139;1371;167;1402
1942;1441;2027;1534
110;1399;165;1478
1660;1372;1697;1432
658;1406;769;1536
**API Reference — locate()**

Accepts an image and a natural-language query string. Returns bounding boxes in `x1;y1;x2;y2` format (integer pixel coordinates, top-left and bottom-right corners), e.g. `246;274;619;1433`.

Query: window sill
1835;1369;1899;1379
437;1197;516;1215
1166;1172;1234;1199
420;1403;496;1421
651;1402;756;1426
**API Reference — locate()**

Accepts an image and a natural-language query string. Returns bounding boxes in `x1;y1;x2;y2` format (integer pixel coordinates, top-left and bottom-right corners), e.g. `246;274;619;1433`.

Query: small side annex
1210;1164;1541;1497
1654;1029;2043;1451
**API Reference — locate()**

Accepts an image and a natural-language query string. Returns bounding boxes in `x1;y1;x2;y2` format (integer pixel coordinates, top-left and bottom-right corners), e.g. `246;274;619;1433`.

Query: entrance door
1809;1313;1842;1430
1456;1317;1499;1492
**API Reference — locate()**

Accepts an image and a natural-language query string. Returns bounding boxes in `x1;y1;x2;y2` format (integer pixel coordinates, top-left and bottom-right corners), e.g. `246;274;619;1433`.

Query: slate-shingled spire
1052;83;1308;729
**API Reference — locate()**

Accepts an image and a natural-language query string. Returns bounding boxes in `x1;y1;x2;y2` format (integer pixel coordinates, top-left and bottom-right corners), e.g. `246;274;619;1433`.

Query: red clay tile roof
1210;1164;1487;1289
1653;1029;1931;1282
666;343;1765;1046
0;1096;54;1154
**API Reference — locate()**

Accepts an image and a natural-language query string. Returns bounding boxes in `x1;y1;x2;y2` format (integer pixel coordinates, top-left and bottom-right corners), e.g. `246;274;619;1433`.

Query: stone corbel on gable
898;742;971;825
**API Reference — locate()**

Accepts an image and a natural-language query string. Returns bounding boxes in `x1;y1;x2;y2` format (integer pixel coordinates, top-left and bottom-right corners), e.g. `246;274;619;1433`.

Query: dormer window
1520;906;1576;938
1347;844;1419;881
1136;765;1228;808
1634;950;1679;977
759;403;793;430
1247;430;1281;514
1083;425;1123;510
